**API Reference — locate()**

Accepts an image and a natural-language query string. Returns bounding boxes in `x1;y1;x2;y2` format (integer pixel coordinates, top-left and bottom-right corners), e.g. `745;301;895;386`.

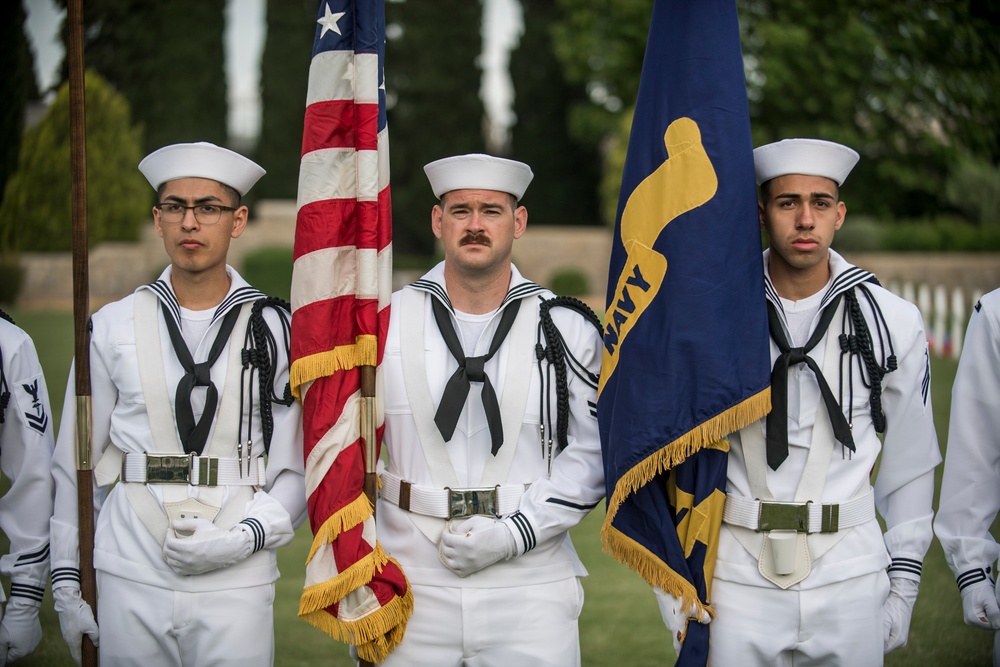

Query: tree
741;0;1000;220
1;1;39;212
0;71;148;252
508;0;602;226
385;0;486;258
255;0;317;200
551;0;1000;222
550;0;652;146
58;0;228;155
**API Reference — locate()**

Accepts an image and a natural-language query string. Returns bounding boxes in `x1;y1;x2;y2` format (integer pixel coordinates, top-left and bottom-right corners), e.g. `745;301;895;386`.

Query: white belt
722;488;875;534
121;453;266;487
379;471;526;519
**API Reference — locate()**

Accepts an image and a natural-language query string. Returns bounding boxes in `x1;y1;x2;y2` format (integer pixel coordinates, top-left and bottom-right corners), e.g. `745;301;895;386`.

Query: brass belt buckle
447;487;500;519
145;454;193;484
144;454;219;486
757;501;810;533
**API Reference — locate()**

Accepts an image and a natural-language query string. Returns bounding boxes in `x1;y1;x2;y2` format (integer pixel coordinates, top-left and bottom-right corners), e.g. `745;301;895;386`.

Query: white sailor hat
753;138;860;186
138;142;265;196
423;153;534;200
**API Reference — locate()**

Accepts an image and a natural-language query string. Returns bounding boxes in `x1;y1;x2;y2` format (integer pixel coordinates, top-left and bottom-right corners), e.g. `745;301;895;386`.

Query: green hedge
833;216;1000;252
242;247;293;302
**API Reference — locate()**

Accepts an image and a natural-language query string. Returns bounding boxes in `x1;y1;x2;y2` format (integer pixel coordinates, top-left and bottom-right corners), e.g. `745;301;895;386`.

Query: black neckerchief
765;295;856;470
431;297;522;456
160;302;241;455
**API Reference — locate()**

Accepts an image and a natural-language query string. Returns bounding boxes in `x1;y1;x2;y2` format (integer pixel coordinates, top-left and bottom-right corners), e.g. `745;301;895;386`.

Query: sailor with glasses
50;142;305;666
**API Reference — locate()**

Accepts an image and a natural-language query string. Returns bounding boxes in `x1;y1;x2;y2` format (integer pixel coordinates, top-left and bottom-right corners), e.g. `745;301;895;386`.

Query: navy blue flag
597;0;771;664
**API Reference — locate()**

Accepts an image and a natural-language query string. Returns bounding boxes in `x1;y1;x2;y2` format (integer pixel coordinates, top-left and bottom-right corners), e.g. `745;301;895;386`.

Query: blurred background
2;0;998;310
1;1;999;664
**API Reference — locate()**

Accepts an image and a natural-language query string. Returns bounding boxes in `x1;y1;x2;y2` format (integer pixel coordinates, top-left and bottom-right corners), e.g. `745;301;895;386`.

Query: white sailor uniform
0;316;54;663
51;266;305;667
376;263;604;667
935;286;1000;663
711;250;940;666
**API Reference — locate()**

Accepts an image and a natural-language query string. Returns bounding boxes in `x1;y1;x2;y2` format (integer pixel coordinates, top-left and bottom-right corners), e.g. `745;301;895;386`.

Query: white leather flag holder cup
767;529;799;575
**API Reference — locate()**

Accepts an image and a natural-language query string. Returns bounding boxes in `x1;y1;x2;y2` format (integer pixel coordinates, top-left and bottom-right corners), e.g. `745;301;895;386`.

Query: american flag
292;0;410;661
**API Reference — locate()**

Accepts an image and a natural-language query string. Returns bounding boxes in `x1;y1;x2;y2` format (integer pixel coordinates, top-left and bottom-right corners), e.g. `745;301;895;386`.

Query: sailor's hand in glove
959;578;1000;630
654;588;711;656
883;577;919;653
163;518;254;576
438;516;516;577
53;587;99;667
0;597;42;665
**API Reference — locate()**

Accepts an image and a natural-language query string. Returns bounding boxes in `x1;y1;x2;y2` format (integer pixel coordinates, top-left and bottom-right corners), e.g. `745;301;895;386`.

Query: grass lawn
2;309;993;665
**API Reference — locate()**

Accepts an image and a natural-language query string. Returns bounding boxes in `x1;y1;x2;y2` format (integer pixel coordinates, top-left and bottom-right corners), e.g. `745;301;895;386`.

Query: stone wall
13;201;1000;311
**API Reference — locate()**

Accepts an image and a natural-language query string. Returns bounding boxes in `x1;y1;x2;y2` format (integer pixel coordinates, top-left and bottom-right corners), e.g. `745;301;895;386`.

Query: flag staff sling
67;0;99;664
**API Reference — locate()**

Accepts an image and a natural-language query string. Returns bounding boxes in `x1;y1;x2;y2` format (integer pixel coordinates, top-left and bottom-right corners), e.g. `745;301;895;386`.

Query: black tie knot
465;356;487;382
192;362;213;386
787;347;808;365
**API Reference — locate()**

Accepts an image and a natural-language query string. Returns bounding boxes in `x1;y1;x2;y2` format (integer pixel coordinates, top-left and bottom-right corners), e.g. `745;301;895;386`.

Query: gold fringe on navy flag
597;1;770;663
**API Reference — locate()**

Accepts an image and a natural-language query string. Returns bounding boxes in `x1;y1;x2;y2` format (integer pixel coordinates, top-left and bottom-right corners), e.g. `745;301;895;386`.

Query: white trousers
380;577;585;667
97;571;275;667
708;571;889;667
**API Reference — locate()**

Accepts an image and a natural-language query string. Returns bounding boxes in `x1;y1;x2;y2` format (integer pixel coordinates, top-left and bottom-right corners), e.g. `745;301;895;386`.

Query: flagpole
361;365;378;505
360;363;377;667
66;0;99;665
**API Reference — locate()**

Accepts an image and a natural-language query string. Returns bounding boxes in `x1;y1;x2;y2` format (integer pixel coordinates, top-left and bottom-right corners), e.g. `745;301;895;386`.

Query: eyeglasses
155;203;238;225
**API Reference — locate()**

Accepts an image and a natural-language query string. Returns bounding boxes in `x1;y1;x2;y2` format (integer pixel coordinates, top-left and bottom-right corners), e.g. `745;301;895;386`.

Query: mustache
459;231;491;246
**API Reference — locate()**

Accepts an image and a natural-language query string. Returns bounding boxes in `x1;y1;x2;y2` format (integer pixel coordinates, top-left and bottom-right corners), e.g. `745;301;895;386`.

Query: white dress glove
163;518;254;576
0;597;42;665
52;587;99;667
438;516;516;577
653;588;711;656
883;577;919;653
959;578;1000;630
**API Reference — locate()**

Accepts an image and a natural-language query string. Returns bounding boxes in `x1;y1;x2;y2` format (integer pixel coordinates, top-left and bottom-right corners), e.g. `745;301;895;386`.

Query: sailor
662;139;940;665
50;142;306;666
375;153;605;666
0;311;54;664
935;286;1000;665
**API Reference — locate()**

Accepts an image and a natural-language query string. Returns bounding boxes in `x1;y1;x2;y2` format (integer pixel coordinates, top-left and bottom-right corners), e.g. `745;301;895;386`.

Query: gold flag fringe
299;553;414;664
299;545;389;618
602;520;713;620
604;388;770;527
600;388;770;609
305;493;374;564
290;335;379;398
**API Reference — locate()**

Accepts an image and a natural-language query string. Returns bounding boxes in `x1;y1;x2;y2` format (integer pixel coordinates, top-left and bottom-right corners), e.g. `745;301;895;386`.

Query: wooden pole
360;365;378;506
66;0;98;664
359;364;377;667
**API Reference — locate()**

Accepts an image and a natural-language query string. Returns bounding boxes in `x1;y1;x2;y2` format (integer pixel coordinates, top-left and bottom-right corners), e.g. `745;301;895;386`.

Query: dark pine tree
255;0;317;200
60;0;228;156
385;0;486;259
1;1;40;210
509;0;601;227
